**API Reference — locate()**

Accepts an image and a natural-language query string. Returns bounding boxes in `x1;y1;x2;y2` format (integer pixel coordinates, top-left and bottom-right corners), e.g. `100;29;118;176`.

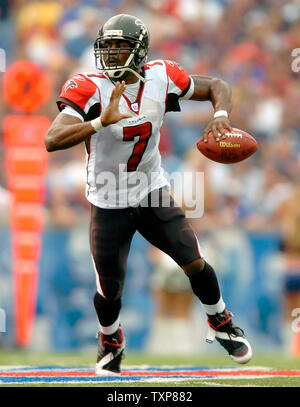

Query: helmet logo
135;18;145;28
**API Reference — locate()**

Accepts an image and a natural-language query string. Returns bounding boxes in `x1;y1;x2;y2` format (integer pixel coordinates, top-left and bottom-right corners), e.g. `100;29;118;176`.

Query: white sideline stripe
199;381;270;387
0;375;292;385
200;381;237;387
0;365;273;372
205;375;290;380
0;366;30;371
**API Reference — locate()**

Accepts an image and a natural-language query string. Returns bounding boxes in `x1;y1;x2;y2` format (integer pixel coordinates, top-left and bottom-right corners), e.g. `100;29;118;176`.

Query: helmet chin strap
106;66;149;83
98;52;149;82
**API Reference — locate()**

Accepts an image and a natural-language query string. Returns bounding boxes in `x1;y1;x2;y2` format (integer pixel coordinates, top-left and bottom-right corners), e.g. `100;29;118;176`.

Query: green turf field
0;350;299;387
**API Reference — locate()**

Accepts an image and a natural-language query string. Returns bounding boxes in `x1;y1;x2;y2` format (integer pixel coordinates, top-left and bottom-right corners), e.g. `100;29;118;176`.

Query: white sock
201;297;226;315
99;316;120;335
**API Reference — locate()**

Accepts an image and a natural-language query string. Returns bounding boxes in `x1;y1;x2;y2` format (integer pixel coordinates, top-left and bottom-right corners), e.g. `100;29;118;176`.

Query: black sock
93;291;121;327
187;261;221;305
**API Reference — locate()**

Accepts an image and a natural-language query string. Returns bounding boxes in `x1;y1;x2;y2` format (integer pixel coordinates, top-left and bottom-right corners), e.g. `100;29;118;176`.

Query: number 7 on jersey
123;122;152;172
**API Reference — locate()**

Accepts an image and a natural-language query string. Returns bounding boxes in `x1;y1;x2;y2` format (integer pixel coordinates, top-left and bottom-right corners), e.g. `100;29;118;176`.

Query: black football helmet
94;14;149;81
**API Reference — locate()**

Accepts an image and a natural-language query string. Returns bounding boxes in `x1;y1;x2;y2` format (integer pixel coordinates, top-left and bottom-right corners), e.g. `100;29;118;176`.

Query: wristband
90;117;103;132
214;110;228;119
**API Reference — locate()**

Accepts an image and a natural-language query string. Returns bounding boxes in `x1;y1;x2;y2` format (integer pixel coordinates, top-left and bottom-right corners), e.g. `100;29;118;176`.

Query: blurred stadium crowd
0;0;300;350
0;0;299;230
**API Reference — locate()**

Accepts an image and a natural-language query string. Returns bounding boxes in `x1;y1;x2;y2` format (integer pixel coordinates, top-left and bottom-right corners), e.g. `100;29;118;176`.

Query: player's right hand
101;81;132;127
202;117;232;142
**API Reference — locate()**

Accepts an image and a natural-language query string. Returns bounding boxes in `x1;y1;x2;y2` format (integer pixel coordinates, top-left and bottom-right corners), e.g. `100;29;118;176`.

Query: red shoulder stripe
163;60;189;92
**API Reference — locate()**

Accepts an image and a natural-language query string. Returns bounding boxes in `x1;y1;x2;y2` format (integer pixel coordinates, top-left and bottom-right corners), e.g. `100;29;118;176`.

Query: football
197;128;258;164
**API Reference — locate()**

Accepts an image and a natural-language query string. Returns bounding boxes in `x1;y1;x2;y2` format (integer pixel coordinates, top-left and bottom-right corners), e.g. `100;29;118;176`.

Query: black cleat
206;309;252;364
95;326;125;375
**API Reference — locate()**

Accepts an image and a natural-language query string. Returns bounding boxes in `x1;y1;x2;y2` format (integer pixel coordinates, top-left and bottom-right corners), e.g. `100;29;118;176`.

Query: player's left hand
202;117;233;143
101;81;132;127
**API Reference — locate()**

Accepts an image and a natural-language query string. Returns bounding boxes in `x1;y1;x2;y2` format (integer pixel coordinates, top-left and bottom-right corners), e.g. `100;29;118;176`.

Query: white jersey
57;60;194;208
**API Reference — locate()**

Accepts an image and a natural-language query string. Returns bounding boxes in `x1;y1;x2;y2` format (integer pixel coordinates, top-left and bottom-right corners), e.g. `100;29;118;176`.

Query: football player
45;14;252;375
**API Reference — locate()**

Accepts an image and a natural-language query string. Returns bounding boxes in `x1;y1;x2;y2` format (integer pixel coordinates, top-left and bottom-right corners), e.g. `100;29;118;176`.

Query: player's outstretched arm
45;81;132;152
190;75;233;142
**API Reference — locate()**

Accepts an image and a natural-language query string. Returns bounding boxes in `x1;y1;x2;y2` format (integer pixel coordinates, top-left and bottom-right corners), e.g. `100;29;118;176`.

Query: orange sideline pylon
3;60;51;347
3;113;50;347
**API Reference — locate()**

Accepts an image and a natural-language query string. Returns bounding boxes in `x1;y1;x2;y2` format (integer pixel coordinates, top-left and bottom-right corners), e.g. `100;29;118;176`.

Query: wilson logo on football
64;79;78;93
219;141;241;148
